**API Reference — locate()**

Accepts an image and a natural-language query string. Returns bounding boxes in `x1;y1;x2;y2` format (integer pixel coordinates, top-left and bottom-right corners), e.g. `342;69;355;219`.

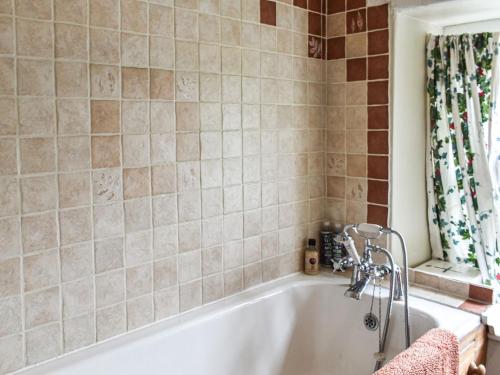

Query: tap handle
332;258;346;272
342;236;361;265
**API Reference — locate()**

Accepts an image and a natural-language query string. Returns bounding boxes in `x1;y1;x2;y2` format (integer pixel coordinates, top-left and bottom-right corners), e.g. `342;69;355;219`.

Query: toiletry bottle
332;224;345;263
304;239;320;275
319;221;334;266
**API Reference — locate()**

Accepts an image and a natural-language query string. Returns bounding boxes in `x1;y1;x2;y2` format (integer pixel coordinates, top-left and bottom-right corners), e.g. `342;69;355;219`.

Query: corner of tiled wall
0;0;332;373
325;0;390;228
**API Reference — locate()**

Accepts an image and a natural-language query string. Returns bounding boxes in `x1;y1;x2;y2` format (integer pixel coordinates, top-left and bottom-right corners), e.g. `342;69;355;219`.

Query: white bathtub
14;273;480;375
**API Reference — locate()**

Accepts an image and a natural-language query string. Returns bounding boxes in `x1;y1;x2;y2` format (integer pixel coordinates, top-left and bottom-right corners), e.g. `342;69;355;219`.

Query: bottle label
320;231;334;266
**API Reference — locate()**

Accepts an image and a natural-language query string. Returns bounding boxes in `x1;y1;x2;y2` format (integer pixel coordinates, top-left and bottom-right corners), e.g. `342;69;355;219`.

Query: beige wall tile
94;237;123;274
175;8;198;41
63;313;95;352
24;287;60;329
59;208;92;246
23;250;59;292
150;69;174;100
0;296;21;336
16;19;53;58
92;169;122;203
0;217;20;260
18;97;55;136
17;59;53;96
0;178;18;217
96;269;124;308
56;62;88;98
121;0;147;33
90;64;120;98
16;0;52;20
0;138;16;175
57;99;90;135
0;98;17;135
90;0;119;29
127;294;153;330
122;67;149;99
62;277;94;319
150;36;174;69
126;263;152;299
179;280;201;312
90;28;119;64
55;24;88;60
21;175;57;214
96;303;125;341
25;323;61;365
91;100;120;134
154;285;179;319
91;136;121;168
0;16;13;55
121;33;148;67
0;257;20;298
150;4;174;37
21;213;58;254
55;0;87;24
58;136;91;172
93;203;123;239
123;167;151;199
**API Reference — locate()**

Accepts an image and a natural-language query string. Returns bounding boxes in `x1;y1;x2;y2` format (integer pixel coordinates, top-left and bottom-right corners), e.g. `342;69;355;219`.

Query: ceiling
396;0;500;27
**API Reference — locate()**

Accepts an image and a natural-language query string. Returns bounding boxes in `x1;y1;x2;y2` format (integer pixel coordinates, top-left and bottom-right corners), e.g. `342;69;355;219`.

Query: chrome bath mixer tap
332;223;411;371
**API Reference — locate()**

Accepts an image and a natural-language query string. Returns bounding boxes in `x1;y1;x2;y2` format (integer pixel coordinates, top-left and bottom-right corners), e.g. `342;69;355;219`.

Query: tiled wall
325;0;390;227
0;0;328;372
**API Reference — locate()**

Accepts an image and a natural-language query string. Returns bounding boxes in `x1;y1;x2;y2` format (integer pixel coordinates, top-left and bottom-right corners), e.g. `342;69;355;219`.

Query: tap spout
344;274;371;300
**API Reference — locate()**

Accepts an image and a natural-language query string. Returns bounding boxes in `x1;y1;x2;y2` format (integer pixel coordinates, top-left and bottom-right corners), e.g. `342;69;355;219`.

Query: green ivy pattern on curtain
426;33;500;286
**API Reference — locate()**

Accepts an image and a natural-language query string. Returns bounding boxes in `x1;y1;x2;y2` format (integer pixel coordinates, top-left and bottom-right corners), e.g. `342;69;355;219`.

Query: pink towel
374;328;459;375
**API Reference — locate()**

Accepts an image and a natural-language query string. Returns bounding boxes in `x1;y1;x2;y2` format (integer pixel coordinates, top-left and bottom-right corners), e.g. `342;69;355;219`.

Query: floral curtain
426;33;500;286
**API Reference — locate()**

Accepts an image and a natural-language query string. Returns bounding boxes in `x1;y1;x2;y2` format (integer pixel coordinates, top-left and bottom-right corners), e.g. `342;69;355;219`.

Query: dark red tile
368;29;388;55
294;0;307;8
368;130;388;154
368;179;388;205
368;4;388;30
328;0;345;14
346;58;366;81
367;204;388;227
368;80;388;105
347;0;365;10
469;284;494;304
459;299;489;314
346;9;366;34
368;55;388;80
309;0;322;12
327;37;345;60
368;105;388;129
308;36;324;59
368;155;388;179
308;11;322;36
321;14;326;37
260;0;276;26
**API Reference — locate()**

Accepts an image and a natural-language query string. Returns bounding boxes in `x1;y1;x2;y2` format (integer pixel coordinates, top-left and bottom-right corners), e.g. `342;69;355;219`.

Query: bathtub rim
11;272;481;375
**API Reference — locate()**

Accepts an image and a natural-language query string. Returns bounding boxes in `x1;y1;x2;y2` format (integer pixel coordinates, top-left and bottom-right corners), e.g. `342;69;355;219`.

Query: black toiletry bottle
319;221;334;266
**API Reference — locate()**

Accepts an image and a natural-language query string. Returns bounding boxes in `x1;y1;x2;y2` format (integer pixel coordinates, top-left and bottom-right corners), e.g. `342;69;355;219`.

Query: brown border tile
367;130;388;154
260;0;276;26
469;284;494;304
328;0;345;14
367;155;388;179
346;0;365;10
367;179;388;204
327;36;345;60
368;30;388;55
368;80;388;105
346;57;366;81
367;204;388;226
308;11;322;36
309;0;322;12
368;55;389;80
368;105;388;129
367;4;388;30
346;9;366;34
294;0;308;9
308;36;325;59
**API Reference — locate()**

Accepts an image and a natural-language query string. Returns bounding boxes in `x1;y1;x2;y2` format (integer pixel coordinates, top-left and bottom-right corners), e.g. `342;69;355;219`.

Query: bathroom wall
325;0;391;229
0;0;328;372
391;12;440;267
